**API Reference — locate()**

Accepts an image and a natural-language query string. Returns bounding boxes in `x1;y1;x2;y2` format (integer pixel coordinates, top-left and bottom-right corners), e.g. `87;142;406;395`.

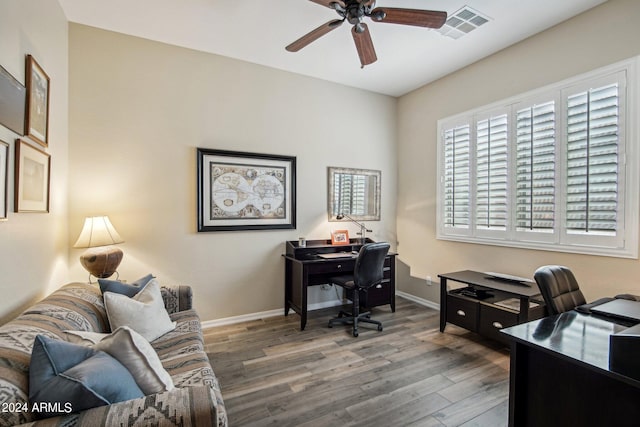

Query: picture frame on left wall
0;140;8;220
25;55;50;147
15;139;50;213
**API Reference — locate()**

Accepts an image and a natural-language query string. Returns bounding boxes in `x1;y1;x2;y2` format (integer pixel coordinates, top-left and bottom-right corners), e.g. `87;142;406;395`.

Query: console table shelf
439;270;545;345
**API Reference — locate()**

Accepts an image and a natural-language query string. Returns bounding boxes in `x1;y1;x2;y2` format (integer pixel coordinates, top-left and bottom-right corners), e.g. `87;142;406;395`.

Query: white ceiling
58;0;607;97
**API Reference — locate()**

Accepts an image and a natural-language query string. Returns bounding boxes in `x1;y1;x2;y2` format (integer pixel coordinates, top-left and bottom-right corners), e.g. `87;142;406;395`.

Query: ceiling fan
286;0;447;68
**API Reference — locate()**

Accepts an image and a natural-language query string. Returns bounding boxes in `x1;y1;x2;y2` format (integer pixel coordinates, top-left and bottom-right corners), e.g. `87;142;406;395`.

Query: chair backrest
353;242;390;290
534;265;587;315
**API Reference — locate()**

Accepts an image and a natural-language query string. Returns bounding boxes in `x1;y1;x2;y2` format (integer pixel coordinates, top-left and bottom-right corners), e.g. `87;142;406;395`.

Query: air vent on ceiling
437;6;491;40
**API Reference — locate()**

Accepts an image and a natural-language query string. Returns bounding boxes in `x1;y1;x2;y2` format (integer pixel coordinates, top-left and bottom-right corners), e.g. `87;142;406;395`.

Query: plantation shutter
476;114;508;230
565;83;619;235
335;174;366;215
515;101;556;232
443;124;471;229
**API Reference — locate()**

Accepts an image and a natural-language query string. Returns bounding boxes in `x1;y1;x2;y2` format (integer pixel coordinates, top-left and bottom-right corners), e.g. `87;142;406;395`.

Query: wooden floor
204;297;510;427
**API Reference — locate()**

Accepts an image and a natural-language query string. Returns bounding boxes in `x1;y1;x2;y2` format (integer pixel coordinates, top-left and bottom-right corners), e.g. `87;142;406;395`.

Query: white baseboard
395;291;440;311
200;299;345;329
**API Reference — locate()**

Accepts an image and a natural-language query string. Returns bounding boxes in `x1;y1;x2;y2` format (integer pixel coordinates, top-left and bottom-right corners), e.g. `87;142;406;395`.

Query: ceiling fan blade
309;0;345;9
371;8;447;28
351;23;377;68
286;19;344;52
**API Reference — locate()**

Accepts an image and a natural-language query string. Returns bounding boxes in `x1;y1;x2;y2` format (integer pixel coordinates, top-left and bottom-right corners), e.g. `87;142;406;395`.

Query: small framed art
331;229;350;245
15;139;50;213
25;55;50;147
197;148;296;232
0;140;8;220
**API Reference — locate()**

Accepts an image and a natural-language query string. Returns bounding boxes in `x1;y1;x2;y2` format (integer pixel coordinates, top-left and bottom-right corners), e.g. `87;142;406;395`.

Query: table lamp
336;213;372;244
73;216;124;282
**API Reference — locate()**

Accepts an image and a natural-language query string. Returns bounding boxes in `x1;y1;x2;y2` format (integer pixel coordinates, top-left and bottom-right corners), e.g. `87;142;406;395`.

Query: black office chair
328;242;390;337
534;265;587;315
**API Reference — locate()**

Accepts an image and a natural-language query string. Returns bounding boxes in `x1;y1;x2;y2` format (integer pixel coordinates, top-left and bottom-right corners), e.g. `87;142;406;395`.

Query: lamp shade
73;216;124;248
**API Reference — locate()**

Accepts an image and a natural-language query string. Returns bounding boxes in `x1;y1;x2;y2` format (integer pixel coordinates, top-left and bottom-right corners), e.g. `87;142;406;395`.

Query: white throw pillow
95;326;174;394
103;279;176;342
63;330;109;345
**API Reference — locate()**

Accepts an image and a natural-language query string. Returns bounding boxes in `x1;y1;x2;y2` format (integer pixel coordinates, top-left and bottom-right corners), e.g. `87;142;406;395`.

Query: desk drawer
446;293;479;332
307;260;355;275
478;304;519;345
363;280;391;308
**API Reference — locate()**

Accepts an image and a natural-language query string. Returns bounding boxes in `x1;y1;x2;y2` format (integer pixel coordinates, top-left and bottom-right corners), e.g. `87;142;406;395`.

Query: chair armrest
160;285;193;313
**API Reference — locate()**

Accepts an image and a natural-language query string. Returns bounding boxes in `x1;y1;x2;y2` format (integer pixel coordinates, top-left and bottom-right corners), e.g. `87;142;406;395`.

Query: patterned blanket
0;283;227;427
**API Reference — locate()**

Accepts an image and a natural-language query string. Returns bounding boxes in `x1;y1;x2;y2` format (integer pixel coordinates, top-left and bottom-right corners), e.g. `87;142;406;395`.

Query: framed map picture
197;148;296;232
25;55;50;147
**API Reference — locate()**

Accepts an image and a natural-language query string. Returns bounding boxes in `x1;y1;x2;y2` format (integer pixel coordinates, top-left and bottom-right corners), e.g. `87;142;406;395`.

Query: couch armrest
19;386;224;427
160;285;193;313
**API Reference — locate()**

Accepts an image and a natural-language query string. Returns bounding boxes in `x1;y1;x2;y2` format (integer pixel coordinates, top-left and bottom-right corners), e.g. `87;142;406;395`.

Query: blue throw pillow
29;335;144;419
98;273;154;297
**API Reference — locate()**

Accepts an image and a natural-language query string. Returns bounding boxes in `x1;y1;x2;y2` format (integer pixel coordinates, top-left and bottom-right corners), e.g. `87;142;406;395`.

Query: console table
502;313;640;426
439;270;545;344
283;239;396;330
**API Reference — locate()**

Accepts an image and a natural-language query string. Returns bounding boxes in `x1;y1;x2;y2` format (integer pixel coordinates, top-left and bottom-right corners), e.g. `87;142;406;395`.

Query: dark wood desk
283;239;396;330
502;312;640;426
439;270;545;344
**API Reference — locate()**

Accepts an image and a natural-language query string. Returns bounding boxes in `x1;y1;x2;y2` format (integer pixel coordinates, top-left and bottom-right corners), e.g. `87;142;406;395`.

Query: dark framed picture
331;229;350;245
197;148;296;232
0;64;26;135
25;55;50;147
0;140;8;220
15;139;50;213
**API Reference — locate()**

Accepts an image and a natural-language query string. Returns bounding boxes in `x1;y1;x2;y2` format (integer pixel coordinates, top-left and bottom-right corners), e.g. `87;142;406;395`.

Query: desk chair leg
327;289;384;337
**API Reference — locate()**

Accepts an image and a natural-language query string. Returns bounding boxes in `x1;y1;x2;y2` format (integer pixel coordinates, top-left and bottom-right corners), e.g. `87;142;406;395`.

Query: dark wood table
283;239;396;330
439;270;544;343
502;312;640;426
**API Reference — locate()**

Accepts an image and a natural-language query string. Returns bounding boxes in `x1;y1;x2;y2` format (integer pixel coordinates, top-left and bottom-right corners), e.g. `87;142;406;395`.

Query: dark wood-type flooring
204;297;510;427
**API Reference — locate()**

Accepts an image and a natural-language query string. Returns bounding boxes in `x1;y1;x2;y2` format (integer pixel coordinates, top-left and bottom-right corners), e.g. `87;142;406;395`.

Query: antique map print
210;162;286;220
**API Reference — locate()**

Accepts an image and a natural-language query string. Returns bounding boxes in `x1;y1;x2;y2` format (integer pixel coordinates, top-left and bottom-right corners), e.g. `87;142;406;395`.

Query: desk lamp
336;213;372;244
73;216;124;282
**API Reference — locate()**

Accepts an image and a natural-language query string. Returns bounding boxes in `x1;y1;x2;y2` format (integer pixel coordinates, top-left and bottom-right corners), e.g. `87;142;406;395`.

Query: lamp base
79;246;123;281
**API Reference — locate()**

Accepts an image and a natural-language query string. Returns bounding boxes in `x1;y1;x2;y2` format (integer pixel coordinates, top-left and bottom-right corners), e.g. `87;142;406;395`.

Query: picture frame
197;148;296;232
0;140;8;220
25;55;50;147
15;139;50;213
0;64;26;135
331;229;350;245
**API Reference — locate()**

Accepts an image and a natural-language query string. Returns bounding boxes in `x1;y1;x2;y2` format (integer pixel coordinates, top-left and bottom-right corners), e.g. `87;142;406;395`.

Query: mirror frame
327;166;381;222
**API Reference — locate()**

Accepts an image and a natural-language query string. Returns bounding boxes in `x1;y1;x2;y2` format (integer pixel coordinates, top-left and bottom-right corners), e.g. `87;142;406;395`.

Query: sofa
0;282;227;427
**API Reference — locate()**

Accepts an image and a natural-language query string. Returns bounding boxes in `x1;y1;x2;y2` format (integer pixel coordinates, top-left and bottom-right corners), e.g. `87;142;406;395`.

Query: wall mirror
328;166;381;221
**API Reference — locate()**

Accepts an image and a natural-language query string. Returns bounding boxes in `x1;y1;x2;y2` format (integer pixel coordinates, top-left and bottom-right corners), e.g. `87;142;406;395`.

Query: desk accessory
331;229;350;245
336;213;371;244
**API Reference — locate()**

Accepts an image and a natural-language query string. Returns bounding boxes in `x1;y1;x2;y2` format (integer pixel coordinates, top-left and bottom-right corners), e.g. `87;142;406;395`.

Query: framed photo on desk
331;229;349;245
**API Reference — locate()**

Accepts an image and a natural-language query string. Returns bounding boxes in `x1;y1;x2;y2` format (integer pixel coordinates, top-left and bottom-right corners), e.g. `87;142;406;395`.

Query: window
437;58;638;258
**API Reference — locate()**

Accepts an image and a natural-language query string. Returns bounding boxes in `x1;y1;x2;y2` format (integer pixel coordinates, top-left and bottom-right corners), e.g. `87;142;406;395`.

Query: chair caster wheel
353;331;359;337
328;322;333;328
377;325;383;332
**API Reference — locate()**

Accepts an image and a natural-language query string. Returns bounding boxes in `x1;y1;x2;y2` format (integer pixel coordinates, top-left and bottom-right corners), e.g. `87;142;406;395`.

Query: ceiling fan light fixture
370;10;386;21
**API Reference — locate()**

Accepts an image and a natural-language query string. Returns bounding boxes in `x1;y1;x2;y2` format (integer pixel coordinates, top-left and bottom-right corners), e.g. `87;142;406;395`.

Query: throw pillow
29;335;144;419
98;273;155;297
63;330;109;345
103;279;176;341
95;326;174;394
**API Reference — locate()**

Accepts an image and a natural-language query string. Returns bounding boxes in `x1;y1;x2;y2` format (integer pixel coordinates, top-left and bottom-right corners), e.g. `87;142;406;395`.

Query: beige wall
68;24;397;322
0;1;69;324
397;0;640;303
